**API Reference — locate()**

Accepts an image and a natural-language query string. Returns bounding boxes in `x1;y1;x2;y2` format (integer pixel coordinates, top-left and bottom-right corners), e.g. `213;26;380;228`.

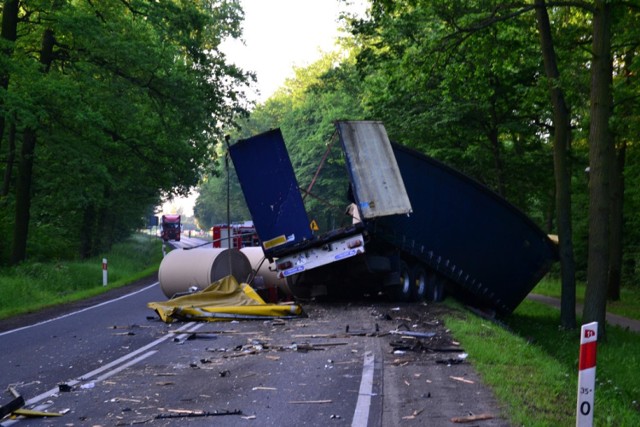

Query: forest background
1;1;639;336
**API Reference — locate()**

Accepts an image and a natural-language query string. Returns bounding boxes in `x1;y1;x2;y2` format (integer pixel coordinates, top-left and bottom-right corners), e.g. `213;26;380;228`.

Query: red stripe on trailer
579;340;597;370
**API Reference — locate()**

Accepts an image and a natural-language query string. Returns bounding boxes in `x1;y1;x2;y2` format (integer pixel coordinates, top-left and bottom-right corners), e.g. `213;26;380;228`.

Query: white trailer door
336;121;412;219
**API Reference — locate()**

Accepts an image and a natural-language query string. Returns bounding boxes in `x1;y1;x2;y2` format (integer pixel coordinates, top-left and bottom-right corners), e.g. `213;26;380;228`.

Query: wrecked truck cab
229;121;557;314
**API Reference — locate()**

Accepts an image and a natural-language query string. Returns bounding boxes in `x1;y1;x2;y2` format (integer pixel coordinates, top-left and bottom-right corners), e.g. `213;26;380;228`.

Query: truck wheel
284;276;312;300
425;273;445;302
393;260;412;302
412;265;427;301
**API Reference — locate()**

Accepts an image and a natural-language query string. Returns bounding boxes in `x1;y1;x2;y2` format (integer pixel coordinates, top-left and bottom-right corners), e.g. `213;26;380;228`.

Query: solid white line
352;350;375;427
0;282;160;337
24;321;197;406
94;350;158;382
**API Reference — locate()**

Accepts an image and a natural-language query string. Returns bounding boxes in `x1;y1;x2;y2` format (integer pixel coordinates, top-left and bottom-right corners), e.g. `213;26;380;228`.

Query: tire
284;275;312;300
425;272;446;302
412;265;428;301
392;260;413;302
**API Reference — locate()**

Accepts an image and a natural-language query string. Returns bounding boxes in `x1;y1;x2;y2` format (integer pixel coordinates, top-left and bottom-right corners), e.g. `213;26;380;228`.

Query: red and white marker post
576;321;598;427
102;258;108;287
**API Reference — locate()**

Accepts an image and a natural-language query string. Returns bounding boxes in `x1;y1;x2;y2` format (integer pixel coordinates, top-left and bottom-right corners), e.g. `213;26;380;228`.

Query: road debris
389;329;436;338
148;275;305;323
450;413;494;423
449;376;475;384
1;390;63;422
58;383;73;392
0;395;25;419
11;408;63;418
402;408;425;420
155;409;242;419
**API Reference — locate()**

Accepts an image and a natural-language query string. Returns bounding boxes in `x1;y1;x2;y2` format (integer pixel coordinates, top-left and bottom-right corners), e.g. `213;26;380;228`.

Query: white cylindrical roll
158;248;252;298
240;246;287;292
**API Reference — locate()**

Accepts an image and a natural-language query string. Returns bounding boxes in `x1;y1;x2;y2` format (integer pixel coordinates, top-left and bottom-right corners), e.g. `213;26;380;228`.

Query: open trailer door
335;121;412;219
229;129;312;259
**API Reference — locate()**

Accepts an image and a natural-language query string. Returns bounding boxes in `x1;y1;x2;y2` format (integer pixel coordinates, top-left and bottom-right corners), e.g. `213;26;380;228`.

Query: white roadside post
102;258;108;286
576;321;598;427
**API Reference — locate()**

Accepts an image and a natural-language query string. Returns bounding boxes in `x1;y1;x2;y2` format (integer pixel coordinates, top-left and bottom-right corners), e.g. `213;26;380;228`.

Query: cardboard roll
159;248;251;298
240;246;294;295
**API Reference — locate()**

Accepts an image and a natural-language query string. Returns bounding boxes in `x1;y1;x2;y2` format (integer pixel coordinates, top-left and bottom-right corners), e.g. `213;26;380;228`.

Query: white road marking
22;321;199;407
352;349;375;427
0;282;161;337
0;281;204;415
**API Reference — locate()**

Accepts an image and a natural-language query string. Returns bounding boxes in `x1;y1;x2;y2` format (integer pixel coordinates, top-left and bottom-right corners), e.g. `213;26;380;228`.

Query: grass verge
533;278;640;320
0;234;163;320
445;299;640;426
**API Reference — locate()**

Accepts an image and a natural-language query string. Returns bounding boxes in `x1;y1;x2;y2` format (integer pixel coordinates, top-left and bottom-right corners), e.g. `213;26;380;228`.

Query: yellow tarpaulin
148;275;305;323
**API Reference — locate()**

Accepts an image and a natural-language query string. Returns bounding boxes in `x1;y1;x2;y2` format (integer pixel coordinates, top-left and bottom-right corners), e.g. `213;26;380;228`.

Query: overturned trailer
229;121;557;314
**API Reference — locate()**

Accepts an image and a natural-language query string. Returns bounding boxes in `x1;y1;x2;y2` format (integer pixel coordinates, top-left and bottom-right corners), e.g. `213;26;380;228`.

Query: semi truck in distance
160;214;181;242
229;121;557;314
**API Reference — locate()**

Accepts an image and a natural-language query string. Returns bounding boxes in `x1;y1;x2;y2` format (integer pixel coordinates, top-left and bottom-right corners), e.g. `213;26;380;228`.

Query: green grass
0;234;163;319
445;299;640;426
533;278;640;320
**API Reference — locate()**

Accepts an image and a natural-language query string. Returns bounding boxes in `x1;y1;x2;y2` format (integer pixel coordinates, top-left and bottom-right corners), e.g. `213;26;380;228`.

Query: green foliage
0;0;251;264
0;234;163;319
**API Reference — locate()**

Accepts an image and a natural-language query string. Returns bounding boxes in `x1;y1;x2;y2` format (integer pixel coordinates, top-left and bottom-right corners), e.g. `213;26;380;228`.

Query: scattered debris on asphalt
1;389;63;422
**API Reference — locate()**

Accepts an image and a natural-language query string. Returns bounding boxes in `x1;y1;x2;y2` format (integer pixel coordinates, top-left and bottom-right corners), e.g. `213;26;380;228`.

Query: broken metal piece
0;395;25;419
155;409;242;419
58;383;73;392
436;358;465;365
389;329;436;338
11;408;63;418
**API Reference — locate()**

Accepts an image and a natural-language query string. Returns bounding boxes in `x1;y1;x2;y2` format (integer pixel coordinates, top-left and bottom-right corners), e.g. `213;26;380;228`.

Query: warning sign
310;220;319;231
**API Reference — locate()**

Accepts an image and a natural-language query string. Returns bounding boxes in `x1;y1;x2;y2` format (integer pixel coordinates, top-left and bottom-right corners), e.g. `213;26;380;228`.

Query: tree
534;0;576;329
583;0;615;339
0;0;251;264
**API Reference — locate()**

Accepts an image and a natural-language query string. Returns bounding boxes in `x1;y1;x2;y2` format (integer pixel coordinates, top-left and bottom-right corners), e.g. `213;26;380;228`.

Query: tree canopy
0;0;251;264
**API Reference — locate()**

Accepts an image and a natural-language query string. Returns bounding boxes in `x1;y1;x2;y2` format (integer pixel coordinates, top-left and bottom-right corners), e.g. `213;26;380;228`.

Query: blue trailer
229;121;557;314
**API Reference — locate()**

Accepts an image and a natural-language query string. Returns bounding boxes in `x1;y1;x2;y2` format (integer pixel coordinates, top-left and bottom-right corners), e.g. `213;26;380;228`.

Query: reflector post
576;321;598;427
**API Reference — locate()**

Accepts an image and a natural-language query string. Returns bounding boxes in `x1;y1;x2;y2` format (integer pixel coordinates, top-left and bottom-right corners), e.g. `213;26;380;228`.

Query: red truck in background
212;222;259;248
161;214;181;241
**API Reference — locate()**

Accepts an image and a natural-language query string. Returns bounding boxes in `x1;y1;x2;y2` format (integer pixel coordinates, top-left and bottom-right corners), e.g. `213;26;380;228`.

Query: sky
222;0;363;102
163;0;367;217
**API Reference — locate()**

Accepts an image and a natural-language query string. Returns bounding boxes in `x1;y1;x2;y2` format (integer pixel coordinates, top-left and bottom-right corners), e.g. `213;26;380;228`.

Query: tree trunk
534;0;576;329
1;121;16;196
0;0;19;156
10;128;36;264
10;27;56;264
607;141;625;301
583;0;614;340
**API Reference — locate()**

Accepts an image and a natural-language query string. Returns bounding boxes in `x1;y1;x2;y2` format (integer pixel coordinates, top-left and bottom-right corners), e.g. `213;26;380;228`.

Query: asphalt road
0;250;510;426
